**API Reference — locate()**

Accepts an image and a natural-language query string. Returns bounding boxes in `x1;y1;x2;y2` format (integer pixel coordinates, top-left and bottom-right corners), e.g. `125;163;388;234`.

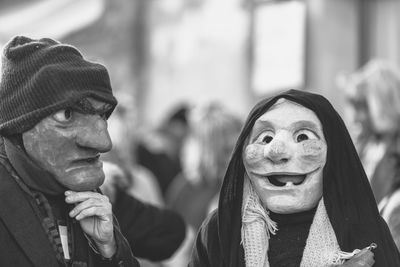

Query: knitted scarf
241;176;356;267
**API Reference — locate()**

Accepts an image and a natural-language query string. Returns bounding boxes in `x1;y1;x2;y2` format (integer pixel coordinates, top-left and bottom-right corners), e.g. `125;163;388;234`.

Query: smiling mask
243;98;327;214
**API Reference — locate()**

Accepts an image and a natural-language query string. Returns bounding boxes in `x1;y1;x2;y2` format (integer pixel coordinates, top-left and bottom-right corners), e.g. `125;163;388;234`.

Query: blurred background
2;0;400;266
2;0;399;128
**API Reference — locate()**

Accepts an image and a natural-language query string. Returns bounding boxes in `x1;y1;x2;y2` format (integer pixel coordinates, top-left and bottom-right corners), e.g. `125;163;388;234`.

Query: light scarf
241;176;352;267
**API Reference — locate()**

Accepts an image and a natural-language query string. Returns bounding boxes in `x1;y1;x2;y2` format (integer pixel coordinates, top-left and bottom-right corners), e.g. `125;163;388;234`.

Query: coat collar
4;137;66;195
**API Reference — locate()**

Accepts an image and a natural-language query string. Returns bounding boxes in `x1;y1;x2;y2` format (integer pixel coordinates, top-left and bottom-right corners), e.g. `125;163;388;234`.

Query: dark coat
0;144;139;267
188;89;400;267
113;188;186;261
189;210;242;267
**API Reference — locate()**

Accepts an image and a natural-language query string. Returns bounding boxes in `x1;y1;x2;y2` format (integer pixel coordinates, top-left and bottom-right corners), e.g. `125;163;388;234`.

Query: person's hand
65;190;116;258
339;248;375;267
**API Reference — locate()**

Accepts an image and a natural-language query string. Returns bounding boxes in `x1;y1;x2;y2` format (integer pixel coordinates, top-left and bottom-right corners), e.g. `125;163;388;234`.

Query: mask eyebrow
71;98;112;116
249;119;323;142
290;120;322;134
249;120;275;142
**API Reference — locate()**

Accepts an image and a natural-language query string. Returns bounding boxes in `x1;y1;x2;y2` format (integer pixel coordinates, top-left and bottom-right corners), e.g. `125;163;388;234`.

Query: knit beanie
0;36;117;136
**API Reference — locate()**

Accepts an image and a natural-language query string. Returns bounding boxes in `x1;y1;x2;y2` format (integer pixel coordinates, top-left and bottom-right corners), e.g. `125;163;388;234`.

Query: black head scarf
217;89;400;266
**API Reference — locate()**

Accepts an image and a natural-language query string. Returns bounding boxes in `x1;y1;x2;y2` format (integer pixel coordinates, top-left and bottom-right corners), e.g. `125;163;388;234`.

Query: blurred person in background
163;103;242;267
101;81;187;266
166;102;242;231
135;105;190;197
100;157;163;207
340;59;400;250
100;161;186;266
105;93;164;208
0;36;138;266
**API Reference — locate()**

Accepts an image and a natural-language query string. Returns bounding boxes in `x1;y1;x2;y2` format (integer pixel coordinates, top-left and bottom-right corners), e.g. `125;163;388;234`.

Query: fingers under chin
65;190;108;202
75;207;110;220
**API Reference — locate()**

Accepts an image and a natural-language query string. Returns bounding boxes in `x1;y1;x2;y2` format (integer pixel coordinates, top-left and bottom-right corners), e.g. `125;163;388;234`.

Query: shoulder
188;210;221;267
0;161;25;207
198;209;219;238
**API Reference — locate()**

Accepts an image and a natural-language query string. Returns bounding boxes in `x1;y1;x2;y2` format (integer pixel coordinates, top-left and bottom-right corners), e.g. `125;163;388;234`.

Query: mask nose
76;116;112;153
264;139;290;164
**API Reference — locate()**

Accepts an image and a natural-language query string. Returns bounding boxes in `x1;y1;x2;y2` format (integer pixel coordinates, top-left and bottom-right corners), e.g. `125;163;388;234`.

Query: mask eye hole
294;129;318;143
53;109;73;123
255;131;275;144
262;135;273;143
296;133;309;142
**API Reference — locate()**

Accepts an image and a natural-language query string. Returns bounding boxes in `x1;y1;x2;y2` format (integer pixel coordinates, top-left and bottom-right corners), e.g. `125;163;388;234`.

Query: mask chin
265;193;322;214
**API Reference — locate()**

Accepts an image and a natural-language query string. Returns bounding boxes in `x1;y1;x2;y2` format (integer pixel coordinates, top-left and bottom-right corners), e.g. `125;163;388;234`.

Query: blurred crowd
339;59;400;250
96;57;400;266
101;99;243;266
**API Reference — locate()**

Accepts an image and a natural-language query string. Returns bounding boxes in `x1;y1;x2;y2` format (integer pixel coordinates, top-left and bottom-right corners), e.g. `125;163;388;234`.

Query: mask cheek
243;144;264;168
299;140;327;166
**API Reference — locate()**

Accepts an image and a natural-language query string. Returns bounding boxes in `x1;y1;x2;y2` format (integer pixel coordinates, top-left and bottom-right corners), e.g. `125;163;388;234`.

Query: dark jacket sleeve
93;215;141;267
188;210;222;267
113;190;186;261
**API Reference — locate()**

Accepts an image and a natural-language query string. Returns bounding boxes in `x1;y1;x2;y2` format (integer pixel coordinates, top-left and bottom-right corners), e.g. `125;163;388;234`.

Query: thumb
352;248;375;265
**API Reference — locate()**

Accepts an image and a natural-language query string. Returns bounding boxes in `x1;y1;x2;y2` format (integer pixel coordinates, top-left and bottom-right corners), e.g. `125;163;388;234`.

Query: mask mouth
84;155;100;164
267;174;306;187
73;154;100;164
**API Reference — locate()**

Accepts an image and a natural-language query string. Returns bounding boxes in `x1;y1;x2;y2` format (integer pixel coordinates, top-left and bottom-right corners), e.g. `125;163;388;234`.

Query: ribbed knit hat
0;36;117;135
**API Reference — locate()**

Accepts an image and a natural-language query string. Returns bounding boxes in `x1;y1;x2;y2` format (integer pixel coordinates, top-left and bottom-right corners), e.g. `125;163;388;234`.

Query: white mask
243;99;327;214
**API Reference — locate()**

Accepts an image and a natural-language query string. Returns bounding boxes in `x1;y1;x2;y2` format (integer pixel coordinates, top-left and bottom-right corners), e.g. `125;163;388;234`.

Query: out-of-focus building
0;0;400;132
